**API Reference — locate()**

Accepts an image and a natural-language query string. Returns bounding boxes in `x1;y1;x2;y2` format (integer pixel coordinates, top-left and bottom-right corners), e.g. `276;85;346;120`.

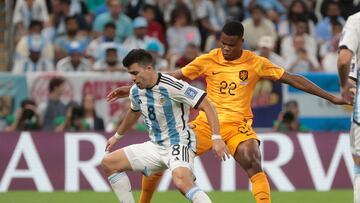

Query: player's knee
172;174;191;191
101;155;116;173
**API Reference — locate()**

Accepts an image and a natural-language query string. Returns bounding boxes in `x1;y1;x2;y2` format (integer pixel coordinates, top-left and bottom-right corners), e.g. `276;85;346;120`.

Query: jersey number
172;144;189;162
220;81;237;95
148;106;156;120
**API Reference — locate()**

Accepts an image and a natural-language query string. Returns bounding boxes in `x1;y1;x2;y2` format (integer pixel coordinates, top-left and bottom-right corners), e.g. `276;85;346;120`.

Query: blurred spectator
0;96;15;131
54;15;89;61
195;0;226;48
204;31;221;52
281;17;317;63
93;0;133;41
284;36;320;73
88;0;108;17
278;0;315;37
13;0;49;40
273;100;308;132
93;47;126;72
56;41;91;71
82;94;105;131
224;0;244;22
254;36;285;67
315;1;345;44
123;17;164;54
175;43;200;68
244;0;285;16
320;21;343;72
39;77;67;131
142;4;166;44
63;102;87;132
166;6;200;57
45;0;89;41
320;0;359;20
145;41;169;71
163;0;194;24
6;99;41;131
13;35;55;73
125;0;145;19
15;20;54;61
86;22;127;63
242;4;277;50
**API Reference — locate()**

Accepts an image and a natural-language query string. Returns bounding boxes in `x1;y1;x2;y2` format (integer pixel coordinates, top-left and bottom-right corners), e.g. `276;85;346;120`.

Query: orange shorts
190;119;258;156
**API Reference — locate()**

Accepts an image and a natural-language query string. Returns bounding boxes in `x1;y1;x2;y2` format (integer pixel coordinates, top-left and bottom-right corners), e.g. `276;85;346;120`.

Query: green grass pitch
0;190;352;203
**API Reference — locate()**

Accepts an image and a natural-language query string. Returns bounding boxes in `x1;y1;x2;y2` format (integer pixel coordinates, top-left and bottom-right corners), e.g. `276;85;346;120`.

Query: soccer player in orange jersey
107;21;348;203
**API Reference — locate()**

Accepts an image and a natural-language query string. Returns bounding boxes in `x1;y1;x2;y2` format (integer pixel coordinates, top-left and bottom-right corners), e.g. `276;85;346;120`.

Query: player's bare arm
197;96;230;161
337;48;354;103
278;72;349;105
106;109;141;152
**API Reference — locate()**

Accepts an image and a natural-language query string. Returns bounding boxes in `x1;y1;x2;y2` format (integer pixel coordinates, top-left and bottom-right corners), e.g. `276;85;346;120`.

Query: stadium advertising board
25;72;132;126
0;132;353;192
283;73;352;131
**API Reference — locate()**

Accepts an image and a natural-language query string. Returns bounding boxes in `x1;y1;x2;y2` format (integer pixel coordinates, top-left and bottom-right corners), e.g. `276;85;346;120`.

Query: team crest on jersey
185;87;198;99
159;96;165;105
239;70;248;81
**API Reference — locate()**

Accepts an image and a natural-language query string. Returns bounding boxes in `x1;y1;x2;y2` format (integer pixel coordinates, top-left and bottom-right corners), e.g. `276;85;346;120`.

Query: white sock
355;165;360;203
108;172;135;203
185;186;212;203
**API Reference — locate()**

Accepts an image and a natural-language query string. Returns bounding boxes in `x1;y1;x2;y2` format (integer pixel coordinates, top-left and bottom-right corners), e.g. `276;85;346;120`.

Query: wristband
114;132;124;140
211;134;222;140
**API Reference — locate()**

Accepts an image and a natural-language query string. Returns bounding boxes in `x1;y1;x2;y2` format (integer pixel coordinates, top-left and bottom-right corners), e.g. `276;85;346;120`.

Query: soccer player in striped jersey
337;11;360;203
107;21;348;203
101;49;230;203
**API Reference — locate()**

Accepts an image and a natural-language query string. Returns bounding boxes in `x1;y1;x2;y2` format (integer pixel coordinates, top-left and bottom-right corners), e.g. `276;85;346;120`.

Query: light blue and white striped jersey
129;73;206;151
340;12;360;124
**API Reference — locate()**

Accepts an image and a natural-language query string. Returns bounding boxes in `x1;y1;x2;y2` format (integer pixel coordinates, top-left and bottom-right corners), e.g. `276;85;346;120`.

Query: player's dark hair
49;77;65;93
222;21;244;37
123;49;154;68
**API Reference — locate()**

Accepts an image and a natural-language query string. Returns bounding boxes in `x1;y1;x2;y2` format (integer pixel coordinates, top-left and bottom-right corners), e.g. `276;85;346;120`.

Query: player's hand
330;96;351;105
340;83;355;105
106;86;131;102
105;136;118;152
212;139;231;161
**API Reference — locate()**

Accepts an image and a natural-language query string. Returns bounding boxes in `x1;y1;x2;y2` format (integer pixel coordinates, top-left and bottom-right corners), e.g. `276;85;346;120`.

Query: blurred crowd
2;0;360;132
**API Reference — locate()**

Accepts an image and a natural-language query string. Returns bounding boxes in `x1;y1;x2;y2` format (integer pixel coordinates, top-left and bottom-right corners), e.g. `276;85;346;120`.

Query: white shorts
350;122;360;157
123;141;195;176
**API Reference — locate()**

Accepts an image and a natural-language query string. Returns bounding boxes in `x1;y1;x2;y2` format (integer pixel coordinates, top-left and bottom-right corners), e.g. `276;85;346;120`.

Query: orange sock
139;172;163;203
250;172;271;203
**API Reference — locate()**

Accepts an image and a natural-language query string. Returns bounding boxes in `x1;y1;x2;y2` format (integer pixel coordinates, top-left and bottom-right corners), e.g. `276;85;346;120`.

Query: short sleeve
181;55;208;80
349;57;358;80
170;80;207;109
129;86;141;112
339;16;360;55
255;56;285;80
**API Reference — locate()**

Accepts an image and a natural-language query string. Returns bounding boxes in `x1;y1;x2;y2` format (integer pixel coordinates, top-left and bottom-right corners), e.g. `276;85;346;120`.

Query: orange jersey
182;48;285;124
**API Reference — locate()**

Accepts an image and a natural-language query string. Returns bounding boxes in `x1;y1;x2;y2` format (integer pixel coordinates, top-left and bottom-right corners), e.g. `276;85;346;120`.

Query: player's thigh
190;119;212;155
102;148;132;172
350;122;360;165
223;122;258;156
123;141;167;176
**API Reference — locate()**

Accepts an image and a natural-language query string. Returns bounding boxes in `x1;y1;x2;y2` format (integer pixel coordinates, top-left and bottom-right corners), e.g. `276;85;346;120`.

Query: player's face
220;32;243;61
128;63;153;89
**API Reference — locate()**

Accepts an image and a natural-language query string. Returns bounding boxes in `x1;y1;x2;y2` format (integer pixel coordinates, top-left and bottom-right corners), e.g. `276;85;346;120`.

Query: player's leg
224;122;270;203
101;148;135;203
139;172;164;203
169;144;211;203
172;167;211;203
350;122;360;203
234;139;271;203
138;119;212;203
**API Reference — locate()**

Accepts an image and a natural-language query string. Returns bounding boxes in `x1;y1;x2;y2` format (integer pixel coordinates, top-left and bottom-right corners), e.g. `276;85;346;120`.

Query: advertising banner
25;72;132;127
283;73;352;131
0;132;353;192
